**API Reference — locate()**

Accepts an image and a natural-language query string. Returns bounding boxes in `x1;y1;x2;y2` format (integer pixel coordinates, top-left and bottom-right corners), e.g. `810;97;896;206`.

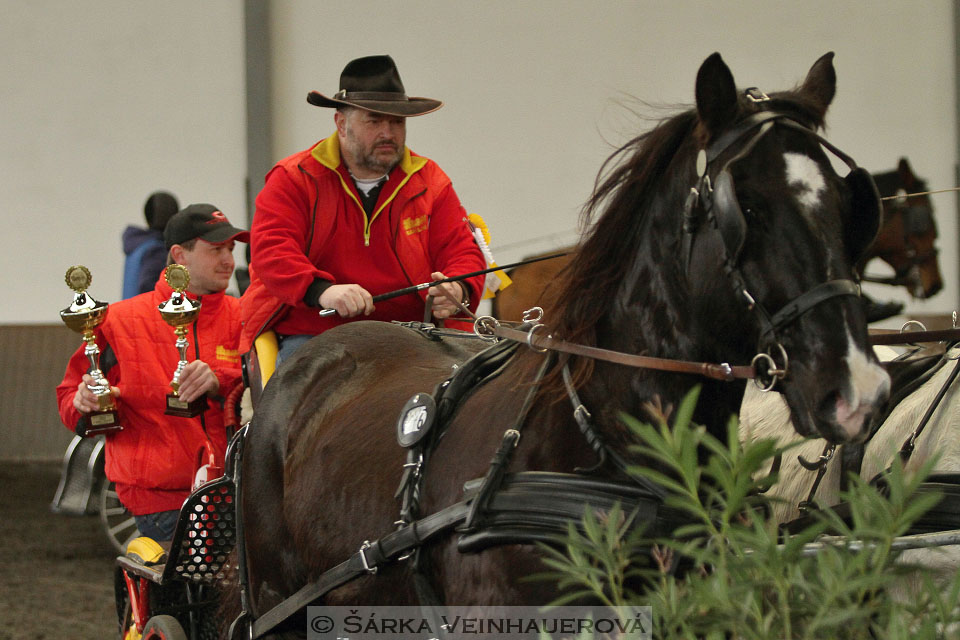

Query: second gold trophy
158;264;207;417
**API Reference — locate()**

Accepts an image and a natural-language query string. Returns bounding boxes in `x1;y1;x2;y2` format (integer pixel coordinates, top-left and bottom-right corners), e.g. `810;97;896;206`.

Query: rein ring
898;319;929;347
751;342;789;391
473;315;500;341
526;323;550;353
522;306;544;323
899;319;928;334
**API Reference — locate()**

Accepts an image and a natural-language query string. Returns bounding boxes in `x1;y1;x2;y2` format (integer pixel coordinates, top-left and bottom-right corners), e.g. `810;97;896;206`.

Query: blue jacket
122;226;166;298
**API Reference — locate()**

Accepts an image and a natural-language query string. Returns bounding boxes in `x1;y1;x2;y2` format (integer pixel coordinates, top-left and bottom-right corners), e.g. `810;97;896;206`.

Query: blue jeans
276;333;313;368
134;509;180;542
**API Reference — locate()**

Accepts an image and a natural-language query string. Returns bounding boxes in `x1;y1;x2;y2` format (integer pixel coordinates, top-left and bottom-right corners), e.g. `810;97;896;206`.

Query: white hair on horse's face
784;152;826;213
783;151;837;277
835;327;891;441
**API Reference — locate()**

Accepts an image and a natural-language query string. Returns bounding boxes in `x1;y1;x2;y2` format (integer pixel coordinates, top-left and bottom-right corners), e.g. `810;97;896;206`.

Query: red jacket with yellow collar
56;276;242;515
240;135;485;352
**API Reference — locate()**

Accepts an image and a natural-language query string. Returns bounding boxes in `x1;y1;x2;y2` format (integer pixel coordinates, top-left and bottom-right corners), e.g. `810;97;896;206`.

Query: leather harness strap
870;327;960;345
480;312;960;385
493;324;755;381
250;502;472;638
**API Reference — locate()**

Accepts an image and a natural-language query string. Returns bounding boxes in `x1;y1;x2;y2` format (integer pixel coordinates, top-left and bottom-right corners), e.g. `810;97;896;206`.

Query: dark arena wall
0;325;79;461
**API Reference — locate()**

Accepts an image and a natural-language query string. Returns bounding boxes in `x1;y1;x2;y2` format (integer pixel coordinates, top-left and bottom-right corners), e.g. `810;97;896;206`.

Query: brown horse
493;157;943;323
861;157;943;299
233;52;890;634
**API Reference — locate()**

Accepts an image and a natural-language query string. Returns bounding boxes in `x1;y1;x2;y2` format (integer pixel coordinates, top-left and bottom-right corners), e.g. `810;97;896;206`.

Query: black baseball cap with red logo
164;203;250;250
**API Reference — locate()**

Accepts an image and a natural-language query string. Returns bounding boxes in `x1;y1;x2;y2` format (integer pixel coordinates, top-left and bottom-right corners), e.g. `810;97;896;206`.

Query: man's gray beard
359;150;401;175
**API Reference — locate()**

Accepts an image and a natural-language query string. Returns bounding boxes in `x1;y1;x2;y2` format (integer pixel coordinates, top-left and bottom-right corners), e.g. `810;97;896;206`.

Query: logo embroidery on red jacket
216;345;240;364
403;214;428;236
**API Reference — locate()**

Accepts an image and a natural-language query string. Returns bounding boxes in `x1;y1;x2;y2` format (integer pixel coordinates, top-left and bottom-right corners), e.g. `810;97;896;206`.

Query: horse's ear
696;52;739;136
897;157;916;187
799;52;836;116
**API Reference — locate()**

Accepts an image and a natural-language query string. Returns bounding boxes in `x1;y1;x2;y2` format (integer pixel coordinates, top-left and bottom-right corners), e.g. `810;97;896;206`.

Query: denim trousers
276;333;313;368
134;509;180;542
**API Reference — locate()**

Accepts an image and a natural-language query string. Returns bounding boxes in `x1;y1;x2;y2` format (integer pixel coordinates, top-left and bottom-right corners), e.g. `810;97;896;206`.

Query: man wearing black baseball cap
241;55;486;364
57;204;248;543
165;203;250;248
164;204;250;296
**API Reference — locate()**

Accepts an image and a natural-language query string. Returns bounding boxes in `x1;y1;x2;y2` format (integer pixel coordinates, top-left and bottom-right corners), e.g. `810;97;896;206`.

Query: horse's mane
550;109;698;347
548;89;828;387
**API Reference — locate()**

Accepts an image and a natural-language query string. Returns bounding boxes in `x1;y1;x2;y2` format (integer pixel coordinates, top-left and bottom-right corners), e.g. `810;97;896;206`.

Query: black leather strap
251;502;472;638
249;467;679;638
765;280;861;338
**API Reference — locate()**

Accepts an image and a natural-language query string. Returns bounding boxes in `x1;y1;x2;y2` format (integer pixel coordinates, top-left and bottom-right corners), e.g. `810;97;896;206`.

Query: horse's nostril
816;390;841;425
814;387;882;443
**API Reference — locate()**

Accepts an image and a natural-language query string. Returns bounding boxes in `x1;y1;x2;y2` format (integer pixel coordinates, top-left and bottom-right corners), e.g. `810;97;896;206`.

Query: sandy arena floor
0;461;116;639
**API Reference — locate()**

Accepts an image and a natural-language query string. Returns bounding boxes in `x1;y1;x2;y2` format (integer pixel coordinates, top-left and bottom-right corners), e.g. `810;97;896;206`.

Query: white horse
740;344;960;581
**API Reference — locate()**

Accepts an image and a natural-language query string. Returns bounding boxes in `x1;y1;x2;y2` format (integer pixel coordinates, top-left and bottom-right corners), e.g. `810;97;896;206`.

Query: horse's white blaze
784;152;826;213
835;328;891;439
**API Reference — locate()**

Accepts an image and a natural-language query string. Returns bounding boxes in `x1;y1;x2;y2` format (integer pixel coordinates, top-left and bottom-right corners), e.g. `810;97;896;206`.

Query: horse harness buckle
573;403;592;428
745;87;770;102
359;540;378;574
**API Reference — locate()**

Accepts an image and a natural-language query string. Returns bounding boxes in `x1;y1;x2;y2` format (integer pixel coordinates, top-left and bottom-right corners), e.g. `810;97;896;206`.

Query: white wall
1;2;245;323
1;1;956;324
270;0;957;318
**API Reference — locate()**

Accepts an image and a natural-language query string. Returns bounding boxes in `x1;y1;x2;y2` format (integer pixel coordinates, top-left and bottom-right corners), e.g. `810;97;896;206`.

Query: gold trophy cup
158;264;207;417
59;266;122;435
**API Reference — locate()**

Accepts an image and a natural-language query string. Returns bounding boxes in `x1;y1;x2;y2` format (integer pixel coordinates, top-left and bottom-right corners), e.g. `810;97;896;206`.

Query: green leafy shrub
537;387;960;639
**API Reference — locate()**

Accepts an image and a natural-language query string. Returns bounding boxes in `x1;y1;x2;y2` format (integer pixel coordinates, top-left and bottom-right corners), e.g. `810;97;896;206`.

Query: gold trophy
59;266;122;435
158;264;207;417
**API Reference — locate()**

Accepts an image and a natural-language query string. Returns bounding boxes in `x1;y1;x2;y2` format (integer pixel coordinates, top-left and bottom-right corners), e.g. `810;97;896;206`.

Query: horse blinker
843;167;883;263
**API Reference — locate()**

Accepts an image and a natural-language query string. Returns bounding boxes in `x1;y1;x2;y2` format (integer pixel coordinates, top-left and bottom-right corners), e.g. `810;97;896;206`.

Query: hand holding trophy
158;264;207;417
59;266;122;435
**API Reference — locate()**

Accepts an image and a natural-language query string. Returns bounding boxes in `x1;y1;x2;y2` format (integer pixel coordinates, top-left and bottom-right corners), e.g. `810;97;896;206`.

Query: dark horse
494;157;944;323
236;53;891;630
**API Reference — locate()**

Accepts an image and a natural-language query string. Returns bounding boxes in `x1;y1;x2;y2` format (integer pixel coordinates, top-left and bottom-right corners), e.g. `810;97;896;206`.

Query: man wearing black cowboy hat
241;55;486;363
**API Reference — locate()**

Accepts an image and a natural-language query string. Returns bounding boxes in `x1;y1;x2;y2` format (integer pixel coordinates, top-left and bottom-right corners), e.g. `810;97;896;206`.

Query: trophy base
165;394;208;418
79;410;123;437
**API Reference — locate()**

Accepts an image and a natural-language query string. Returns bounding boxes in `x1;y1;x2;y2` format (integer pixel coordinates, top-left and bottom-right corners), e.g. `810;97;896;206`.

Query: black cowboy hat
307;55;442;117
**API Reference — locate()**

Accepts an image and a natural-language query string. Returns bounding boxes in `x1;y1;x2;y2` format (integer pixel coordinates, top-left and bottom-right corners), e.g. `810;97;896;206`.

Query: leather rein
478;315;756;382
477;318;960;382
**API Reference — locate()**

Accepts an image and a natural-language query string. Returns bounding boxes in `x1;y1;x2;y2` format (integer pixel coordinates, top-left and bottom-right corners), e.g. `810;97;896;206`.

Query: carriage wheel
141;615;188;640
100;480;139;553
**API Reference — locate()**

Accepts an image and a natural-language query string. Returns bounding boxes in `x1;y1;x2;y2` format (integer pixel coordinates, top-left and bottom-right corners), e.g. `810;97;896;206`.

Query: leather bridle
861;195;938;292
681;100;881;388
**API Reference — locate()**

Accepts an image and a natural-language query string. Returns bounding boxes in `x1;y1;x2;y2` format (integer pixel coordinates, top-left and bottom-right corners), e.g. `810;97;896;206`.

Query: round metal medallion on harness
396;393;436;448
